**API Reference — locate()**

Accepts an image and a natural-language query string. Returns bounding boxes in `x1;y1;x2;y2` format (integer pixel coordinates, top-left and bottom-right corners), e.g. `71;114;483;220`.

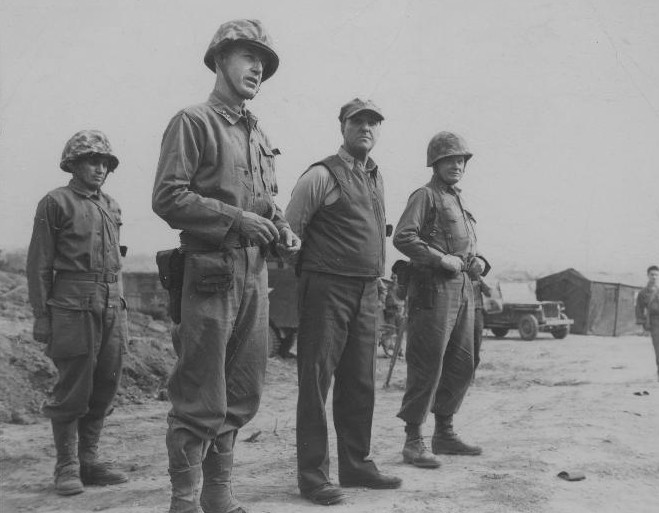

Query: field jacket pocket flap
190;251;234;294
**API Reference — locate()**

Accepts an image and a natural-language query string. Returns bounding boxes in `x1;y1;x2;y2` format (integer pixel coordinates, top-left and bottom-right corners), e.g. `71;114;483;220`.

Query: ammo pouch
156;248;185;324
188;251;234;294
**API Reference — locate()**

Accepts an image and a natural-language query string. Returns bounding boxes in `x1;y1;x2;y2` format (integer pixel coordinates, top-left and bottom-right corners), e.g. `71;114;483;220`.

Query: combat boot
167;427;205;513
200;430;247;513
401;423;440;469
78;416;128;486
51;419;84;496
431;415;482;456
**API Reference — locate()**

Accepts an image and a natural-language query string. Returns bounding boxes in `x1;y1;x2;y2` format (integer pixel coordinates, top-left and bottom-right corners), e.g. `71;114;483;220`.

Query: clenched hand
238;211;280;245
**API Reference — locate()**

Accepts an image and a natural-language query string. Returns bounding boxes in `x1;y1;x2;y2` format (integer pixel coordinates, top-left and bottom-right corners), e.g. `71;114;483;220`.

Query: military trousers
43;279;127;423
398;271;475;425
650;316;659;375
296;270;379;493
167;246;268;442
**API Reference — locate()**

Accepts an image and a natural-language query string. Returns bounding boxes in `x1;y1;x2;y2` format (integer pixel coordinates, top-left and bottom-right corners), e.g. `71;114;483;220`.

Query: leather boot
78;416;128;486
402;424;440;469
200;430;247;513
167;427;204;513
431;415;482;456
51;419;84;496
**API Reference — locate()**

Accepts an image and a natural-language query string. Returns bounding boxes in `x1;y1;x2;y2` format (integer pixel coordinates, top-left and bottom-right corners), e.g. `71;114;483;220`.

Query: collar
208;89;257;126
430;173;461;193
338;146;378;174
68;179;101;199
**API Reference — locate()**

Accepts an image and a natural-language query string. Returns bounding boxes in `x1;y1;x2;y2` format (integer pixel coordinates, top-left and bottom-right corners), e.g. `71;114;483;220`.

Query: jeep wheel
552;326;569;339
518;315;539;341
491;328;509;338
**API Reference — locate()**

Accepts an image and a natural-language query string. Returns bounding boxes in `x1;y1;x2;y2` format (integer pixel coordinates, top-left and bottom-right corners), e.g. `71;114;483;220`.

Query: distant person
472;277;493;374
635;265;659;381
26;130;128;496
286;98;401;505
394;131;490;469
152;19;300;513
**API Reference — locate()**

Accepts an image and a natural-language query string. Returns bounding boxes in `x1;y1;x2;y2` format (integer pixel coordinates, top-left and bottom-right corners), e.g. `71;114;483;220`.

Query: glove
33;316;51;343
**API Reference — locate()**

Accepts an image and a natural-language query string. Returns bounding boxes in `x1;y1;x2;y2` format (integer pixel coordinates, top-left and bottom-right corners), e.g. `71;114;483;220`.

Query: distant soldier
26;130;128;496
636;265;659;380
152;19;299;513
394;131;489;469
286;98;401;505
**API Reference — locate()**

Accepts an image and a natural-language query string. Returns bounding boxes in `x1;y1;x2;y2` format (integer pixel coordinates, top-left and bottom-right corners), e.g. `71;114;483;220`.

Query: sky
1;0;658;279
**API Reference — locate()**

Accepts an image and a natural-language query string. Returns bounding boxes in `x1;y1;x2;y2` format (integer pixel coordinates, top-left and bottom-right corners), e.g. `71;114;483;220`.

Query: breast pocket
259;143;279;195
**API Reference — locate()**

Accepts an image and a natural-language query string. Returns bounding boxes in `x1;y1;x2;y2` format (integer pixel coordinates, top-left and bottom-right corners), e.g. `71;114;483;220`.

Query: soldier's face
341;113;381;157
220;45;265;100
71;155;110;191
434;156;466;185
649;270;659;285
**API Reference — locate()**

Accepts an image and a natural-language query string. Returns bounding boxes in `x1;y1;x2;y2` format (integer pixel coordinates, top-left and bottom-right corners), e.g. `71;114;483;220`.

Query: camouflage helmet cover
204;19;279;81
426;131;473;167
59;130;119;173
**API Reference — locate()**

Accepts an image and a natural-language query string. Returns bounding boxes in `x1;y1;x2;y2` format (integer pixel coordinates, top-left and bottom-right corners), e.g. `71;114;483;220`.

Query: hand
276;227;301;257
467;257;484;280
237;212;279;245
33;316;50;343
439;254;464;274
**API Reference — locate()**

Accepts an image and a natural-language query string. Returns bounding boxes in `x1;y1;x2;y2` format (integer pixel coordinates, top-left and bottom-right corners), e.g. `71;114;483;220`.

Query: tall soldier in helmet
26;130;129;496
152;19;300;513
393;132;489;469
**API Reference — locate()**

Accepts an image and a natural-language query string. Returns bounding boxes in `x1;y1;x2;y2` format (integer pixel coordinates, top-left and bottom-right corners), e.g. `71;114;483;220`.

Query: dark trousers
296;271;379;493
398;272;475;424
167;247;268;442
650;317;659;375
43;279;126;423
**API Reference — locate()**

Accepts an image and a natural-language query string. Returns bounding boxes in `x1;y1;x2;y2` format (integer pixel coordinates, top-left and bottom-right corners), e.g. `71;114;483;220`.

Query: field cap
339;98;384;123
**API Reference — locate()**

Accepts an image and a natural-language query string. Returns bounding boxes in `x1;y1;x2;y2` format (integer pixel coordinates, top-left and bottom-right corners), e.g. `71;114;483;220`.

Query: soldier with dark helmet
393;131;489;469
152;19;300;513
26;130;129;496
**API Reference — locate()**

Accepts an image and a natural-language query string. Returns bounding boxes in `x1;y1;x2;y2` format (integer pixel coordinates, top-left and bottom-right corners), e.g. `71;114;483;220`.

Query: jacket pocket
259;143;279;195
189;251;235;294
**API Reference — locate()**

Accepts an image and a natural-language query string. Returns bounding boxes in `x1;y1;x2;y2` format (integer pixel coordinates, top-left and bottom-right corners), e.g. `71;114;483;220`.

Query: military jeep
483;282;573;341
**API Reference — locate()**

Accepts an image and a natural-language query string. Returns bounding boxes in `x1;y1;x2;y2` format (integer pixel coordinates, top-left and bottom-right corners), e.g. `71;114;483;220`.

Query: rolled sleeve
152;112;242;245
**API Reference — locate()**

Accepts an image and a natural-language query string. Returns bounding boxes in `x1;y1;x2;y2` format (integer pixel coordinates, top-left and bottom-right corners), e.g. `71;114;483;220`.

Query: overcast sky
1;0;658;278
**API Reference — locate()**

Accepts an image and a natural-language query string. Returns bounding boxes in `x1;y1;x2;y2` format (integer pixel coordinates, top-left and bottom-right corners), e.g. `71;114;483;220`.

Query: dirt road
1;332;658;513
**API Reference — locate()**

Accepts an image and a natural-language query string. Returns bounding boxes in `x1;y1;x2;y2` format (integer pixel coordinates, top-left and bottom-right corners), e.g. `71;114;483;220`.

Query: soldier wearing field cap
286;98;402;506
152;19;299;513
394;131;489;469
26;130;128;496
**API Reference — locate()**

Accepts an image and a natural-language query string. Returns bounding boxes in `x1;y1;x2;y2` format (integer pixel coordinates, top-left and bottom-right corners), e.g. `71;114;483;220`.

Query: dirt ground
2;269;659;513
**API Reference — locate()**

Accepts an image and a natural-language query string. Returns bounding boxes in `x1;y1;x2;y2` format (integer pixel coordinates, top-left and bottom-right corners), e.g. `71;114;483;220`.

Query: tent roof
538;268;645;288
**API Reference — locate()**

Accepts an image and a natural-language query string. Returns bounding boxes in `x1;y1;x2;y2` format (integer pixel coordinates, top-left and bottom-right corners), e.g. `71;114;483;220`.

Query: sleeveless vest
300;154;385;277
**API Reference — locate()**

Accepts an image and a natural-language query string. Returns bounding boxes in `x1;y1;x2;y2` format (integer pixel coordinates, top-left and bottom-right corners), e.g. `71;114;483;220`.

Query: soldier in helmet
286;98;401;506
152;19;300;513
393;131;489;469
26;130;128;496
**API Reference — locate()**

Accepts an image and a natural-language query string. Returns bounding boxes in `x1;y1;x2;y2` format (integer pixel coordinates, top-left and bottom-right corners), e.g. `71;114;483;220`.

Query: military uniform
395;132;487;468
26;130;128;496
152;19;292;513
636;284;659;378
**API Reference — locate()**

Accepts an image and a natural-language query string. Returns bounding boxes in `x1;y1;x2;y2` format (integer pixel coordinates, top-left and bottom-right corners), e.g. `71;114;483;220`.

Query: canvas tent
536;268;643;336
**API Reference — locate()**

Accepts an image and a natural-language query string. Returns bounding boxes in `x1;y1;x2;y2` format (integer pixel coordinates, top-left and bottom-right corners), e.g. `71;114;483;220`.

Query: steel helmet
426;131;472;167
59;130;119;173
204;19;279;81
